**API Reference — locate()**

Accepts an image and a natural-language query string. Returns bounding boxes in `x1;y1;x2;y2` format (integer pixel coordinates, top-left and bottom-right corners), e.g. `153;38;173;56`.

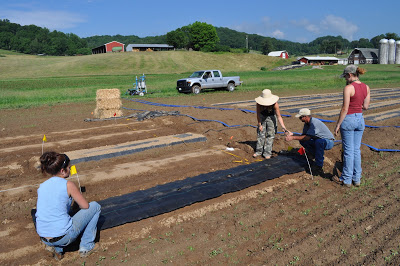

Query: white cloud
230;14;358;42
291;19;320;34
291;15;358;41
272;30;284;39
305;24;320;34
295;36;309;43
233;22;257;33
231;16;284;38
1;9;86;30
321;15;358;40
261;16;272;27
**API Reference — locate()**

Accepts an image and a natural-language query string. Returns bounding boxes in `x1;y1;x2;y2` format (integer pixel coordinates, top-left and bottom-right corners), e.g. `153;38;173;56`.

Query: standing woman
253;89;290;159
35;151;101;260
334;65;370;187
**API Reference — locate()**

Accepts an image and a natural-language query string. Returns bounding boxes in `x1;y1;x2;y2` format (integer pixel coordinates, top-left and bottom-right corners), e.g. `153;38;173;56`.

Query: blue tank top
36;177;72;237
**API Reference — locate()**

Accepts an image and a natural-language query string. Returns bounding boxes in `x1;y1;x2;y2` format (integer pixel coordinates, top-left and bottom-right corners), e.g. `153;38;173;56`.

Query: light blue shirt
302;117;335;140
36;177;72;237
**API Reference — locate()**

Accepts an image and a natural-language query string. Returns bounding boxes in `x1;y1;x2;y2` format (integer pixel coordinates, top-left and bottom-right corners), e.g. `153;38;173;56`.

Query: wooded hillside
1;19;398;56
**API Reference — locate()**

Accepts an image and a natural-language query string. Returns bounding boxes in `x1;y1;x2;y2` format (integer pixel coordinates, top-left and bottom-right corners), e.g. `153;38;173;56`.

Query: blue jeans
340;113;365;185
41;201;101;254
300;138;334;167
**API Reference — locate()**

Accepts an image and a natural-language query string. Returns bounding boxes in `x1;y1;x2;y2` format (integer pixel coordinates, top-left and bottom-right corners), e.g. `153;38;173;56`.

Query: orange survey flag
298;147;305;155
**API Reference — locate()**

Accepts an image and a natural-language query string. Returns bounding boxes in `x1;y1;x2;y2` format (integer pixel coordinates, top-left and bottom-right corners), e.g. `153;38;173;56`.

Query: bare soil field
1;89;400;265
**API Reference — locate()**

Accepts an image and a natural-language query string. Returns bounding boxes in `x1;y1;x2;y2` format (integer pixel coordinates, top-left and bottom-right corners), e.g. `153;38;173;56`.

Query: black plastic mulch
97;154;307;230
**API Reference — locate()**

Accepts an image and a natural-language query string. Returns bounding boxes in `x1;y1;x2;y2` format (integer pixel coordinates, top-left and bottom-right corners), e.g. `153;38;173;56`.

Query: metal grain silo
388;39;396;64
396;40;400;64
379;39;389;64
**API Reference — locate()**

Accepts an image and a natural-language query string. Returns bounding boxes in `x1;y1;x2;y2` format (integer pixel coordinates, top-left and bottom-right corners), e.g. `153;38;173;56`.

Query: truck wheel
227;82;235;92
191;85;201;94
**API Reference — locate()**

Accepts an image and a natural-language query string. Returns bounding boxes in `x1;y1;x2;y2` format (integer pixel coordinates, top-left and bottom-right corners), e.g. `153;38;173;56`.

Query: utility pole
246;35;248;51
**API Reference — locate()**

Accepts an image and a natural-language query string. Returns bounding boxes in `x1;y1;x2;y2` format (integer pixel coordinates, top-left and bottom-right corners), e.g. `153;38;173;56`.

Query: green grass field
0;50;399;109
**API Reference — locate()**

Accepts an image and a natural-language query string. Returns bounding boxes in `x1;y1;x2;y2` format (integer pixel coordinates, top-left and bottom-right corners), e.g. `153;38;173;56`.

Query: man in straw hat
285;108;335;175
253;89;290;159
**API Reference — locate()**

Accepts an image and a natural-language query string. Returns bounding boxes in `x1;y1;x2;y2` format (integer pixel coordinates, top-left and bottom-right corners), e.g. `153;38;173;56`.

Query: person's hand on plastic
285;135;293;141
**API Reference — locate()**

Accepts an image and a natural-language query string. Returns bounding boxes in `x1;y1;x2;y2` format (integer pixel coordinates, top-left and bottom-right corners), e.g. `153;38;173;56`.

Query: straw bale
96;89;120;99
94;108;123;119
94;89;123;118
96;98;122;109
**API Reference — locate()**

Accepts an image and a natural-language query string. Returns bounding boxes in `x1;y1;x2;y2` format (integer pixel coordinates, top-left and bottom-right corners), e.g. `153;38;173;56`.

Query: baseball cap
295;108;311;117
340;65;357;78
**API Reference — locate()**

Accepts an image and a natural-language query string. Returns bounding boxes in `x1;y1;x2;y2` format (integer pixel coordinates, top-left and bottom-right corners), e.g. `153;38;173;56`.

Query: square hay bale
96;98;122;109
96;89;120;99
94;89;123;119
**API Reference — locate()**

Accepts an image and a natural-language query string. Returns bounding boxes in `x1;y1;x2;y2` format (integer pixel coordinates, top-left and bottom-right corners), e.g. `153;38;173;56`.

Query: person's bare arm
285;134;310;142
67;181;89;209
334;84;353;135
274;103;290;134
363;85;371;110
256;103;263;131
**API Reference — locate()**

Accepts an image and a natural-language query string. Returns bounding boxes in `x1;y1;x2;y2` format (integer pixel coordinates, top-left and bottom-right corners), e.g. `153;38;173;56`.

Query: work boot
306;151;315;160
311;165;324;176
43;244;63;261
79;243;100;258
332;176;352;188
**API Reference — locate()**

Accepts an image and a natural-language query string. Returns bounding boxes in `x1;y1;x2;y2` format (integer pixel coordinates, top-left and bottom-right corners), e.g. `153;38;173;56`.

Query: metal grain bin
379;39;389;64
388;39;396;64
396;40;400;64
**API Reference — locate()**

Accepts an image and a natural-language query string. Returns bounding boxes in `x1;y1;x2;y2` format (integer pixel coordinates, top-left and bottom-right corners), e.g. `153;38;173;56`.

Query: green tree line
216;28;399;56
1;19;399;57
84;23;399;56
0;19;91;55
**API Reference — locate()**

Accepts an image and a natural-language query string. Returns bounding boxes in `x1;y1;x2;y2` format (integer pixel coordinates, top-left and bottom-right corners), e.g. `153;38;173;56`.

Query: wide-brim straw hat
255;89;279;106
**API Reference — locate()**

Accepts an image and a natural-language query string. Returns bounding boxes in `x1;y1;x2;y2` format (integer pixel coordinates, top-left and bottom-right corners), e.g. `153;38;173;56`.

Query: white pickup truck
176;70;242;94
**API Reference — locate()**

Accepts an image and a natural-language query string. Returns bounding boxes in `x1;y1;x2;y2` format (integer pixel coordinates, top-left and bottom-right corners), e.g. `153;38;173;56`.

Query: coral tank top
347;82;367;115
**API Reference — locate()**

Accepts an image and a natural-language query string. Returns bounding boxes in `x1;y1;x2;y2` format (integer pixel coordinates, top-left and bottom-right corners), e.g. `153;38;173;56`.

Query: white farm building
268;50;289;59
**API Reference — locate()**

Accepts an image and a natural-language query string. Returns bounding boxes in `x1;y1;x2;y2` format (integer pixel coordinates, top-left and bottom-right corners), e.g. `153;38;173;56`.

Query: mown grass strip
1;50;399;109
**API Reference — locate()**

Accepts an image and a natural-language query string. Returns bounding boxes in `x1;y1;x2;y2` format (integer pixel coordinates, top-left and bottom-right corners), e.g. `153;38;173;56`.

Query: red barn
92;41;125;54
297;56;339;65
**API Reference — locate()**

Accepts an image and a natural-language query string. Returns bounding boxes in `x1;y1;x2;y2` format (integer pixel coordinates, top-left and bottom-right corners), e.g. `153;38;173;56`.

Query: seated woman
35;151;101;260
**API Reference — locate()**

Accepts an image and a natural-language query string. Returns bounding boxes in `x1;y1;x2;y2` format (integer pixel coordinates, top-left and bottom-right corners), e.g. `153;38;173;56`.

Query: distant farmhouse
338;58;349;65
92;41;125;54
297;56;339;65
268;50;289;59
348;48;379;64
126;44;174;52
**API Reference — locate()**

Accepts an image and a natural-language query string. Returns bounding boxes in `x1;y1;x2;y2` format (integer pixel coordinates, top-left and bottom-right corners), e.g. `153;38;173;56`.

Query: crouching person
285;108;335;175
35;151;101;260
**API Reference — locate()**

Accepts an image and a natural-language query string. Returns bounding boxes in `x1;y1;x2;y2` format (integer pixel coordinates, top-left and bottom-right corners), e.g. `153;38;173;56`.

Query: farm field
1;50;400;109
1;87;400;265
1;50;400;265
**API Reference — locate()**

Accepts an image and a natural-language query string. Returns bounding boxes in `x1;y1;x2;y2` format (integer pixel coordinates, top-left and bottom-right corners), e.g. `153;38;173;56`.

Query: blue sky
1;0;399;43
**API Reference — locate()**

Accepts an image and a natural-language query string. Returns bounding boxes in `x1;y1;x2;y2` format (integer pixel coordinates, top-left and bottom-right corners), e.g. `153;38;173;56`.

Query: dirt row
1;90;400;265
